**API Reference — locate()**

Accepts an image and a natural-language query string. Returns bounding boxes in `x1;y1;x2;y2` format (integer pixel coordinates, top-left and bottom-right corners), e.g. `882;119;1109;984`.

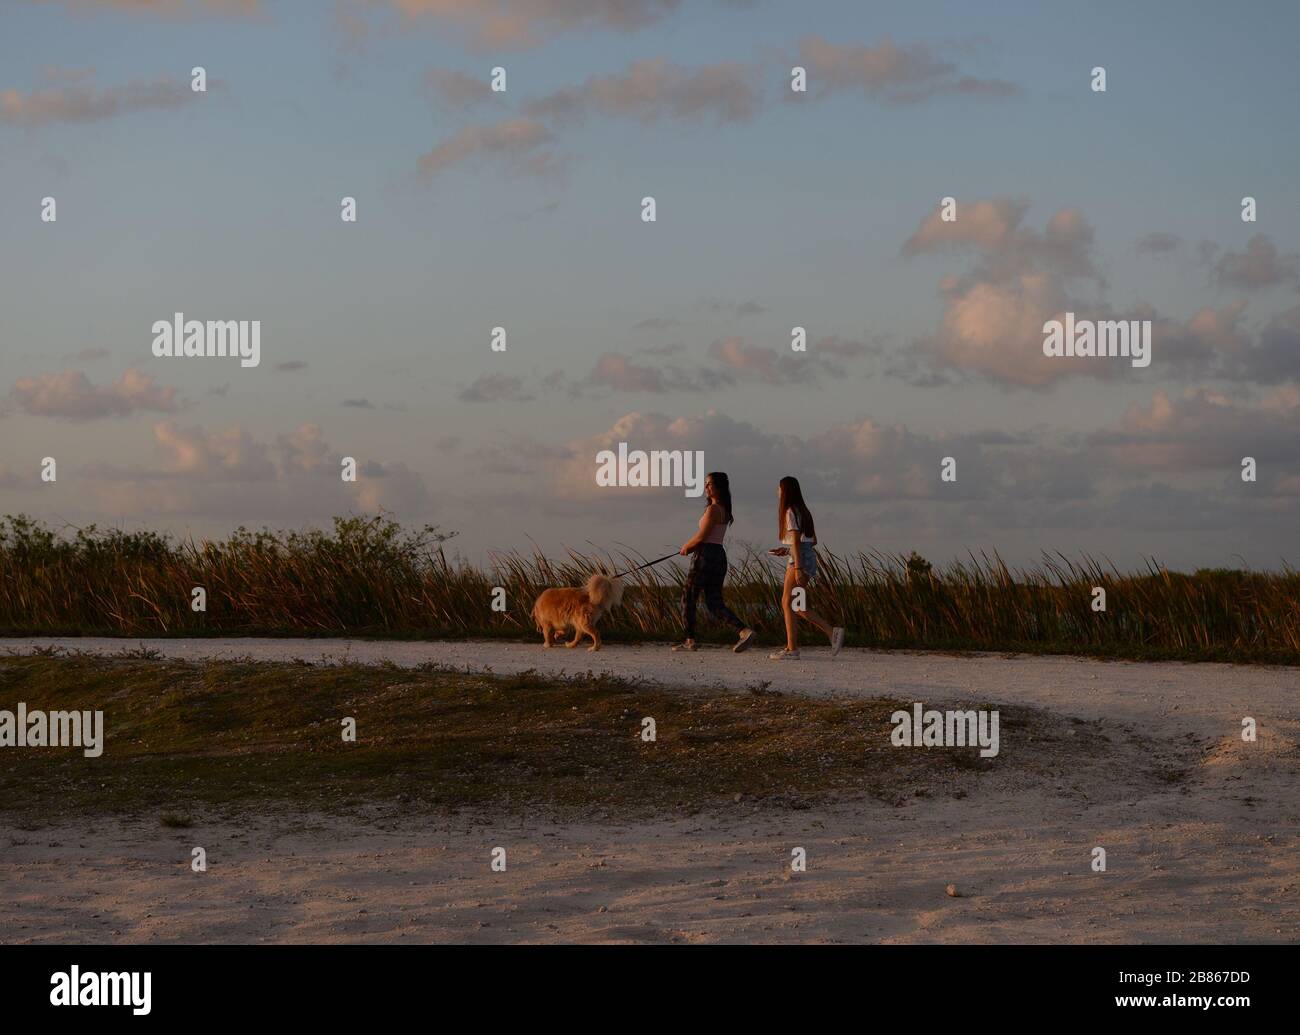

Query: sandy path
5;636;1298;736
2;638;1297;944
4;788;1295;944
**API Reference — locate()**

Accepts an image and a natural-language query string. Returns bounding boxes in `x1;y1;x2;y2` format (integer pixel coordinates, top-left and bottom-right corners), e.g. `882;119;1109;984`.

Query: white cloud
11;369;180;420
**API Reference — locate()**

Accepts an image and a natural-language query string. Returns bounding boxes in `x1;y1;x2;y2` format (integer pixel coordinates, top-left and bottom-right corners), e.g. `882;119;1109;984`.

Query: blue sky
2;0;1299;570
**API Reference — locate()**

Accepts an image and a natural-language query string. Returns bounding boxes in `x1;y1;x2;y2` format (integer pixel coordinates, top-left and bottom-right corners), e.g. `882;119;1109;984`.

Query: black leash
611;552;679;579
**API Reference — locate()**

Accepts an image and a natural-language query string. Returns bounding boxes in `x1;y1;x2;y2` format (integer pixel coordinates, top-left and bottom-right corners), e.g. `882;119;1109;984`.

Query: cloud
909;278;1283;390
353;460;429;512
598;335;873;390
496;335;876;400
472;435;572;476
416;38;1012;179
921;274;1111;388
272;423;330;476
524;58;762;125
903;198;1098;282
0;75;203;127
1131;300;1243;377
500;37;1013;147
11;368;179;420
552;410;793;499
902;199;1149;388
84;419;430;521
458;373;535;403
152;420;277;480
468;393;1300;559
584;352;730;393
1244;305;1300;381
1089;386;1300;493
708;337;808;384
903;197;1025;255
417;118;557;178
1178;303;1300;384
713;335;876;381
794;36;1019;105
385;0;681;49
547;409;1073;510
1108;301;1300;385
1209;234;1300;292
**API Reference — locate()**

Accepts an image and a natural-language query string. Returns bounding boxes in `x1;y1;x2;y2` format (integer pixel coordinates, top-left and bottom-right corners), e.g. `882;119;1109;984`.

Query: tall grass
2;513;1299;662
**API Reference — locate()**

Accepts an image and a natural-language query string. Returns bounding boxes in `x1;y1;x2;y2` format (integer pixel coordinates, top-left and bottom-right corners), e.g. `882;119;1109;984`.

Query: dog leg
570;618;599;651
542;625;554;648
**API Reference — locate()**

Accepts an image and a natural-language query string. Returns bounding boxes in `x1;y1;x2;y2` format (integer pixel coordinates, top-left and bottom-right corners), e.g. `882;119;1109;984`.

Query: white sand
2;638;1297;943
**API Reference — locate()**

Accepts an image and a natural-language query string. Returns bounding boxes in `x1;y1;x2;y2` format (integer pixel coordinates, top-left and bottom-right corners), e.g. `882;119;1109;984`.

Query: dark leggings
682;543;744;639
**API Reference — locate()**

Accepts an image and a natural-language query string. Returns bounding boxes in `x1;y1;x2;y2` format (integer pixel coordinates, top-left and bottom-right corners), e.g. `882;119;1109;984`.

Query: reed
2;513;1298;662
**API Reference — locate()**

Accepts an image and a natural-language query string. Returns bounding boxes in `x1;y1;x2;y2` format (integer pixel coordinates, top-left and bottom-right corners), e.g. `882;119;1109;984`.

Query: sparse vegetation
0;655;1096;823
2;513;1299;662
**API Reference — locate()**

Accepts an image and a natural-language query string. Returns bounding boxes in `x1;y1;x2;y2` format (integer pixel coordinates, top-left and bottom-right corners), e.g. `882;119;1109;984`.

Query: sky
2;0;1299;571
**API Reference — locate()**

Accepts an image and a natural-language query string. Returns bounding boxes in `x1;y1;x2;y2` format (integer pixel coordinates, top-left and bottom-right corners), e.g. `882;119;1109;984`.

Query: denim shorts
787;542;817;580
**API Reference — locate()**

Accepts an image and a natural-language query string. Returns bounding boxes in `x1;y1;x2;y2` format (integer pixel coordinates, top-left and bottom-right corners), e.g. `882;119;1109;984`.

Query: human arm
787;526;804;572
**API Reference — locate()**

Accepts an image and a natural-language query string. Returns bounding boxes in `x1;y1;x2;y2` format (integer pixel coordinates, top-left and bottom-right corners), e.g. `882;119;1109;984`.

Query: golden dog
531;573;625;651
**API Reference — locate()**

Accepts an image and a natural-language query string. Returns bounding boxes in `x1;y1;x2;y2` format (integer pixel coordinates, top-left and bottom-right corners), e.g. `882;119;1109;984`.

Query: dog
531;573;625;651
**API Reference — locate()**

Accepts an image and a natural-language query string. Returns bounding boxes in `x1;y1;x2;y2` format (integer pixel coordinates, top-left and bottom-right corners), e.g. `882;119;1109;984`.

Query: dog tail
585;573;616;609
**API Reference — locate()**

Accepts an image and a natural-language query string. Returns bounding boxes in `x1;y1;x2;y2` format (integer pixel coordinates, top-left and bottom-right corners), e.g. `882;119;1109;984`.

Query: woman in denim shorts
769;476;844;661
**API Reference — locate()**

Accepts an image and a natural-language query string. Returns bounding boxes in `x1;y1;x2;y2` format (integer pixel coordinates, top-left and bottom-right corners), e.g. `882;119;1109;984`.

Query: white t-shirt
783;508;816;545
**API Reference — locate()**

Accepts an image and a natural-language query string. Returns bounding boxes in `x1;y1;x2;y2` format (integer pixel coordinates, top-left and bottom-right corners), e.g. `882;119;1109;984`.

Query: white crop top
783;507;816;545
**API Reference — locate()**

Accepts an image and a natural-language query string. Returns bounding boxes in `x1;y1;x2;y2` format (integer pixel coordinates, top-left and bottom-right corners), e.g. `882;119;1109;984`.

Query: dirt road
2;638;1296;943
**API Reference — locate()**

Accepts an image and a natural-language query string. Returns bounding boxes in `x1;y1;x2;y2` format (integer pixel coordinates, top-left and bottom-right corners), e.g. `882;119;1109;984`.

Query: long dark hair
777;475;815;541
707;471;735;525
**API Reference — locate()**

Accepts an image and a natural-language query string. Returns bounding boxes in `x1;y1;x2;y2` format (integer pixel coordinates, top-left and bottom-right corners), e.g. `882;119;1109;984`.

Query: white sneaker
830;627;845;657
769;648;800;660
